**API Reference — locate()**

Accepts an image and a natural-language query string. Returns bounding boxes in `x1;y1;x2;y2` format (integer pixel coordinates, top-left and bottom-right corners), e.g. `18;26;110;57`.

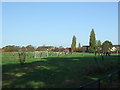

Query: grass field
2;52;120;88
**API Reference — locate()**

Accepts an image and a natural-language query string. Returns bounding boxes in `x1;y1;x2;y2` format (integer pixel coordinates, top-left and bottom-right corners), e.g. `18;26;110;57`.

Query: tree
96;40;102;52
2;45;20;52
26;45;35;52
102;40;113;53
59;46;65;52
36;46;47;51
78;43;81;49
97;40;102;48
13;46;20;52
52;47;59;52
89;29;96;53
75;43;81;52
2;45;13;52
18;52;26;65
36;46;42;51
71;35;76;52
19;46;27;52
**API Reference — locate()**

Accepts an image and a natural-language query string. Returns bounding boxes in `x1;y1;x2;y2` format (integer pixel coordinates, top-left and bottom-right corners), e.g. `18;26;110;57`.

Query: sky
118;1;120;45
2;2;118;48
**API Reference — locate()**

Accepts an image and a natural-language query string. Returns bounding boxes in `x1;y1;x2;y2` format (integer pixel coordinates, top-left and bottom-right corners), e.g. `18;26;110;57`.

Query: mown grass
2;52;120;88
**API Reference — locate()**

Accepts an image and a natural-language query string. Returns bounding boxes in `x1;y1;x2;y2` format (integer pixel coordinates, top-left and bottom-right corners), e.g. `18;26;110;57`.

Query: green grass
2;52;120;88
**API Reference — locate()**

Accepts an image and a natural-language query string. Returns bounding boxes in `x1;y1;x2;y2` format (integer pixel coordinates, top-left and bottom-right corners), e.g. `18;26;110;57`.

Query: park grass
2;52;120;88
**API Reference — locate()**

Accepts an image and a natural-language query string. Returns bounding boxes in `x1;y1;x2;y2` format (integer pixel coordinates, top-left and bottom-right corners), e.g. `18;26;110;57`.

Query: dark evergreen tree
89;29;96;52
96;40;102;52
78;43;81;48
71;35;76;52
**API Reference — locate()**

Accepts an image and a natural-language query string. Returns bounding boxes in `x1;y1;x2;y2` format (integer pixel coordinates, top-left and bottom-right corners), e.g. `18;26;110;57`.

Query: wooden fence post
98;79;101;90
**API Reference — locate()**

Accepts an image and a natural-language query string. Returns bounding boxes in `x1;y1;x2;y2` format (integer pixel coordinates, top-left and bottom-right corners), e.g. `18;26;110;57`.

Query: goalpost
34;51;48;58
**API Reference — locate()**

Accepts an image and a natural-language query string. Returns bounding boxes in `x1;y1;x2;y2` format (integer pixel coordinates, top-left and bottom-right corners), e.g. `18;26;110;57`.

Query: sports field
2;52;120;88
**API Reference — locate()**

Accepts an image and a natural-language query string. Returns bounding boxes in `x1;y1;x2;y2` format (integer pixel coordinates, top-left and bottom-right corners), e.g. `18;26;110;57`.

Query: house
82;45;120;53
110;45;120;53
36;46;56;51
82;45;90;52
65;48;72;53
45;46;56;50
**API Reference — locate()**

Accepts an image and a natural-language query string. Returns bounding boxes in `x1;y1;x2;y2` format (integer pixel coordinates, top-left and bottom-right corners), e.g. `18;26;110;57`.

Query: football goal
34;51;48;58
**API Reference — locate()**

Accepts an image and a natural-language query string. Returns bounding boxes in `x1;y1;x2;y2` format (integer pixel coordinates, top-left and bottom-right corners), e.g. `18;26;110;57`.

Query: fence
79;70;120;89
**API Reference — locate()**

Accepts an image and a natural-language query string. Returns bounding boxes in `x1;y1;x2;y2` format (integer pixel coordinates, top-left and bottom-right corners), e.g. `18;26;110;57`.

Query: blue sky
2;2;118;48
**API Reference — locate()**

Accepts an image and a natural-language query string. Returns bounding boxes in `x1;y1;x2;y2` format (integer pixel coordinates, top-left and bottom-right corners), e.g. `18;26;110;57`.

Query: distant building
65;48;72;53
82;45;90;52
110;45;120;53
36;46;56;51
44;46;56;50
82;45;120;53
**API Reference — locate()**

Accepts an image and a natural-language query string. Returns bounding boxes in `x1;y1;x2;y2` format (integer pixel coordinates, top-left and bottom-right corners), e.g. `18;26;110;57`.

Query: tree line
2;45;65;52
2;28;113;53
2;45;35;52
71;28;113;53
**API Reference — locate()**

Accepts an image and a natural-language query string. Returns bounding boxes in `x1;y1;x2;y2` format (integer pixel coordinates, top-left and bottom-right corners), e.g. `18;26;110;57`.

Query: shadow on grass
2;55;120;88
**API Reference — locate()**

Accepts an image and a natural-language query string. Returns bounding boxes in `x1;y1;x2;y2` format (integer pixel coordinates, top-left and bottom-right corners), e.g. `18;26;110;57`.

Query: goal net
34;51;48;58
48;52;65;56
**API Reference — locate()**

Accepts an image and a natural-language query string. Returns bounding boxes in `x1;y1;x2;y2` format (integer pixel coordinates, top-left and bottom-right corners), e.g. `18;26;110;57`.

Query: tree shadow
2;55;119;88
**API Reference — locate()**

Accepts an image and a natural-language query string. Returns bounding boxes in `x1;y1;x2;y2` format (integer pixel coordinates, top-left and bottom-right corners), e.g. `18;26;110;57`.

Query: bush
18;52;26;65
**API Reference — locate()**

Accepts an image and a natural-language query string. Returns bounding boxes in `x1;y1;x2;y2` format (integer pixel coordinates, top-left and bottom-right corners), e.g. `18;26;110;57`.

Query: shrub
18;52;26;65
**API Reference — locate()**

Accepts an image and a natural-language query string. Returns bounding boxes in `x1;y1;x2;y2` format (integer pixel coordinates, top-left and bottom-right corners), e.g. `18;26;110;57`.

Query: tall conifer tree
89;29;96;52
71;35;76;52
78;43;81;48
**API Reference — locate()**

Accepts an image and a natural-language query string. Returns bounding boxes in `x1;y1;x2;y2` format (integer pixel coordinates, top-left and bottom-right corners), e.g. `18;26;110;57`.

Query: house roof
41;46;55;48
113;45;120;47
82;45;89;47
65;48;71;49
